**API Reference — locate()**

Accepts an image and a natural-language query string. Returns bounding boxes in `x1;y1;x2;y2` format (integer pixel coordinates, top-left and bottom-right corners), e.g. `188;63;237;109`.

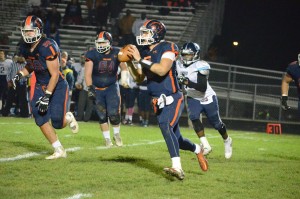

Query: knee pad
99;116;108;124
109;114;121;125
191;119;204;133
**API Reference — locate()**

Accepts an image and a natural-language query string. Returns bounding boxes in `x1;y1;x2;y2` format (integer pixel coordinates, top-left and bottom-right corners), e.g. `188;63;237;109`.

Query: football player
126;20;208;180
281;53;300;117
12;15;79;160
84;31;129;147
176;42;232;159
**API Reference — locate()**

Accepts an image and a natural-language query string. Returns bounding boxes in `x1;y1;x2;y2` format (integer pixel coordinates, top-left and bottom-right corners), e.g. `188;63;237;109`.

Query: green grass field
0;117;300;199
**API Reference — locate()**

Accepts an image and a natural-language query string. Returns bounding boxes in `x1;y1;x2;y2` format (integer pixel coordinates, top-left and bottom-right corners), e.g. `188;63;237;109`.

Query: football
118;44;134;62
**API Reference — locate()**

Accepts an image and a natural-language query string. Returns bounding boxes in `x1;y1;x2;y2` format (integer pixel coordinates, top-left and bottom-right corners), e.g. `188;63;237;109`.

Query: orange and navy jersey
141;41;180;97
85;47;121;88
19;37;63;85
286;61;300;99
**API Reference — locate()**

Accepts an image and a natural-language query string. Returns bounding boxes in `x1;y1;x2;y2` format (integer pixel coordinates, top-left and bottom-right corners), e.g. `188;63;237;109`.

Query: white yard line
64;193;92;199
0;147;81;162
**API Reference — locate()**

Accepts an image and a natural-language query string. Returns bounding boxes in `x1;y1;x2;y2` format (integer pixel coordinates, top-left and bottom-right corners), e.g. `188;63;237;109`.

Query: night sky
215;0;300;71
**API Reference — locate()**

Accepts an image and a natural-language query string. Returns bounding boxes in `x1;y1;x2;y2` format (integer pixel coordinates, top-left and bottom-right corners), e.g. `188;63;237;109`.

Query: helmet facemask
180;49;200;67
136;27;155;46
21;26;42;43
95;39;111;53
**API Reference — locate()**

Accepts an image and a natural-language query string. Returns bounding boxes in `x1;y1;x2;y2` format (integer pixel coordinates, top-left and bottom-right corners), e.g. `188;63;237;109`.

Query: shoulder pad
196;61;210;75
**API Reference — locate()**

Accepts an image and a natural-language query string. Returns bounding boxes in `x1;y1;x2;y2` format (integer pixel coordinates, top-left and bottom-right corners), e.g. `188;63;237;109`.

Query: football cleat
113;134;123;147
163;167;185;180
105;138;113;148
224;137;232;159
45;146;67;160
196;144;208;171
66;112;79;134
203;146;212;156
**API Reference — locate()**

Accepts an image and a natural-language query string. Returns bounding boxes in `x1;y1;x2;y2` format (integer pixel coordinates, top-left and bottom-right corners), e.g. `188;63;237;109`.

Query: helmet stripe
25;16;32;26
143;20;151;27
98;31;104;39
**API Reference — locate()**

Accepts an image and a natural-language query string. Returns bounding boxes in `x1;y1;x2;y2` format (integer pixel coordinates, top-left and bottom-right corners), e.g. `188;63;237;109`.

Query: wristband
139;59;154;70
45;90;52;95
19;71;25;77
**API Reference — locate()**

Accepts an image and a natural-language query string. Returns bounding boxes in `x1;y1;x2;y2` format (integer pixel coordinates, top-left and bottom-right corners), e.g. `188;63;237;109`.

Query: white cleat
113;134;123;147
66;112;79;134
224;137;232;159
163;167;185;180
203;145;212;156
105;138;113;148
45;146;67;160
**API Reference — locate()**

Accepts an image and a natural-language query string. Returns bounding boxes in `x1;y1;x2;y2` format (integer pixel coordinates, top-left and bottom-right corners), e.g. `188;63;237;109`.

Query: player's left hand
36;93;51;113
12;73;23;90
87;85;96;101
178;75;188;85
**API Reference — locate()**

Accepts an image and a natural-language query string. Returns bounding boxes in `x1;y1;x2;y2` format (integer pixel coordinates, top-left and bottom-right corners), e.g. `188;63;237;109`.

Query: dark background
211;0;300;71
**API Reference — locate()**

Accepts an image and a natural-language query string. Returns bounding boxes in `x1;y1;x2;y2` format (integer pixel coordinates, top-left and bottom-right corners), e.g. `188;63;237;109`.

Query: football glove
36;93;51;113
12;72;23;90
88;85;96;101
281;96;291;111
178;75;188;85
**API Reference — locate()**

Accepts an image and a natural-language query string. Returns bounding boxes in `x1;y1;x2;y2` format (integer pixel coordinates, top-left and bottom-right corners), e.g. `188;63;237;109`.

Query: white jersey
0;59;13;76
176;60;216;103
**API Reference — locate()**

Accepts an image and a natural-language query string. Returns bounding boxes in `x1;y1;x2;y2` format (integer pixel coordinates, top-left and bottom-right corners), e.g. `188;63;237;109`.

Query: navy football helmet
21;15;43;43
136;20;166;46
180;42;201;66
95;31;113;53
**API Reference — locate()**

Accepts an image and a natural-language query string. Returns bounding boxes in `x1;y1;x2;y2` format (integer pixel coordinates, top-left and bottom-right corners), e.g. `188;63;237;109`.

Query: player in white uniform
176;42;232;159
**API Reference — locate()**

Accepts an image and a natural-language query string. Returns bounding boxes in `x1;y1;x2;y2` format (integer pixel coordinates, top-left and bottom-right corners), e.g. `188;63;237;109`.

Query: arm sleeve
187;72;207;92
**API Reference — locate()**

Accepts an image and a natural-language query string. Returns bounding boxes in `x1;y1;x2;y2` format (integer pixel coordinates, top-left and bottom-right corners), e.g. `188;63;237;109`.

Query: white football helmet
95;31;112;53
20;15;43;44
180;42;201;67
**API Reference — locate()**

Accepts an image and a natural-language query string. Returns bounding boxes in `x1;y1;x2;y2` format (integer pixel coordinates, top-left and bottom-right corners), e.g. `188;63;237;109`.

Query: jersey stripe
168;69;176;93
170;95;183;126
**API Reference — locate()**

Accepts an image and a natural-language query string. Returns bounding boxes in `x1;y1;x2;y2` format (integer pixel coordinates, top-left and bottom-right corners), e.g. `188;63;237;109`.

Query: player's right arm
84;59;93;87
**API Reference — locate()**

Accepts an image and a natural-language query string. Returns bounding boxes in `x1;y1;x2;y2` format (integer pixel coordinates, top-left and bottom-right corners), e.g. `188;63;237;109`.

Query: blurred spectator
122;75;139;125
74;54;93;121
46;6;62;27
3;56;29;117
107;0;125;19
137;78;151;127
86;0;108;29
45;22;60;46
132;13;147;37
118;9;136;46
0;50;13;114
61;51;74;111
107;0;125;45
62;0;83;25
86;0;102;25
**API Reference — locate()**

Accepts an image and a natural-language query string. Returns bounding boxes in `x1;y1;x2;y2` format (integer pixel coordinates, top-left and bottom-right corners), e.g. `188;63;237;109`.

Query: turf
0;117;299;199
